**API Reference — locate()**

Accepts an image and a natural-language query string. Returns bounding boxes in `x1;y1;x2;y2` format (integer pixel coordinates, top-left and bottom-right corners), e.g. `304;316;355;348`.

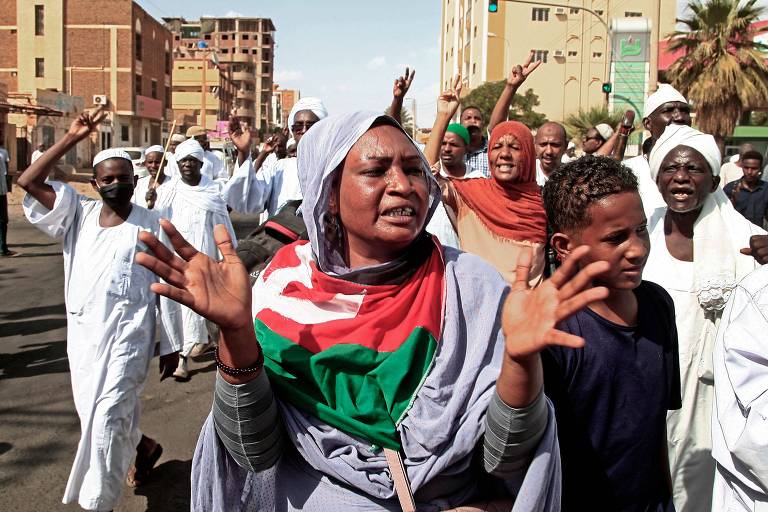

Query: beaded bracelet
214;347;264;376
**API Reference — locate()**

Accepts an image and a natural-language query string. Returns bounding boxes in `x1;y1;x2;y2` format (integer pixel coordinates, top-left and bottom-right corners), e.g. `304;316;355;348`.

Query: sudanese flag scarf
253;235;445;451
451;121;547;244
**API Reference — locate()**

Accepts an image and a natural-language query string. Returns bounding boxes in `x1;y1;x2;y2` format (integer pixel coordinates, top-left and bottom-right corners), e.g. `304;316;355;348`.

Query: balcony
236;89;255;100
228;53;254;63
235;107;255;118
232;71;256;82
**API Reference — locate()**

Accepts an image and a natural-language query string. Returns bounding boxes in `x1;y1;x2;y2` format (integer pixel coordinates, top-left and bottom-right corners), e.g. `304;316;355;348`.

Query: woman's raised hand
502;246;610;360
136;220;252;331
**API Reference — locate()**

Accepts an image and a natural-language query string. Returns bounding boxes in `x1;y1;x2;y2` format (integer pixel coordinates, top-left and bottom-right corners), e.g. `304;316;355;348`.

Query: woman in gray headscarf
136;111;609;511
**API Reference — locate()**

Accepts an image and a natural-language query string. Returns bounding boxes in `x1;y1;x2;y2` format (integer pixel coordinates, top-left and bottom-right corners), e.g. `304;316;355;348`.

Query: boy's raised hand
67;106;108;142
502;246;610;360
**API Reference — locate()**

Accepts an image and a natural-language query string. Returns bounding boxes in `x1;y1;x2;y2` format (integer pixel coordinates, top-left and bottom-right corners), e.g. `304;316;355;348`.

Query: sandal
126;443;163;488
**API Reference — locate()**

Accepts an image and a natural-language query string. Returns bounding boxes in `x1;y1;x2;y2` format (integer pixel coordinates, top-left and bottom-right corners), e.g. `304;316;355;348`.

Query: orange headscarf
451;121;547;244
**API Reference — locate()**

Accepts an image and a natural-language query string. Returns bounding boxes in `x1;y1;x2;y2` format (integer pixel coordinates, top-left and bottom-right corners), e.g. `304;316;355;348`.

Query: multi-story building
171;56;236;132
440;0;676;122
165;16;276;134
0;0;173;154
271;84;300;128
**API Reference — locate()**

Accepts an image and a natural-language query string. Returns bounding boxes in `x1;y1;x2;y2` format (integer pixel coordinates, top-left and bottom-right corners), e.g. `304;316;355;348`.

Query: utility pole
410;98;417;138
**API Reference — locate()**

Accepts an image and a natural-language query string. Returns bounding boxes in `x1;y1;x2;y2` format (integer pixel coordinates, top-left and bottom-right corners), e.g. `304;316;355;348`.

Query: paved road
0;202;215;511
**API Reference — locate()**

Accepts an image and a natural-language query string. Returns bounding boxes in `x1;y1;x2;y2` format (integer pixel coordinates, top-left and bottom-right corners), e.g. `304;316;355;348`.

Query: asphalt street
0;196;215;512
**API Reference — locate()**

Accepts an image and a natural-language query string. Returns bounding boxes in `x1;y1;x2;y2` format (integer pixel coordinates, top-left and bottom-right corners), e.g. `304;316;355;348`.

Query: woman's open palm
136;220;252;330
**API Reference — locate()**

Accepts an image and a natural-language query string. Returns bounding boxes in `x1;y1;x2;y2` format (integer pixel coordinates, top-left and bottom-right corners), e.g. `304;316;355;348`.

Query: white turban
649;124;721;182
93;148;132;168
595;123;614;141
644;84;688;119
288;97;328;135
175;139;205;163
144;145;164;156
170;133;187;143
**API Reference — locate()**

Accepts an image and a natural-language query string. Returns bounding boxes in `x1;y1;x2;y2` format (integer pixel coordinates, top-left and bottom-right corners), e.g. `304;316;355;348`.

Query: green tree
563;106;626;142
384;106;415;135
666;0;768;146
459;82;547;129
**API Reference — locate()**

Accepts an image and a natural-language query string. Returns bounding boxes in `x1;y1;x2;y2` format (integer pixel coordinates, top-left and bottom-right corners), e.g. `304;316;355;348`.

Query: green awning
730;125;768;139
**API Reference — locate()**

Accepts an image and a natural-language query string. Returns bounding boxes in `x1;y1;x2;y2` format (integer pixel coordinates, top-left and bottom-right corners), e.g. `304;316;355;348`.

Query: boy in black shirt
541;155;682;511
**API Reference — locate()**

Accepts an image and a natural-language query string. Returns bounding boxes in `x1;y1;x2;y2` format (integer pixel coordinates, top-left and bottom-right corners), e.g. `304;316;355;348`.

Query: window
135;33;142;61
165;86;170;107
532;8;549;21
34;5;44;35
569;8;579;14
144;127;149;143
204;34;211;40
121;125;129;141
592;51;603;58
532;50;548;63
262;49;270;60
251;48;258;55
222;34;229;40
221;48;229;54
474;25;477;37
242;48;248;53
262;63;270;74
242;34;249;40
135;75;142;96
595;9;604;15
625;11;642;17
174;35;180;40
35;58;44;77
151;79;157;99
472;63;477;74
165;51;171;74
568;50;578;57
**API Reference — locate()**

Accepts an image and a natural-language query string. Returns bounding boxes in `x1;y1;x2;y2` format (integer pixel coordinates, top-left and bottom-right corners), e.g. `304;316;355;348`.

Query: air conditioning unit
553;50;565;58
555;7;566;15
93;95;108;106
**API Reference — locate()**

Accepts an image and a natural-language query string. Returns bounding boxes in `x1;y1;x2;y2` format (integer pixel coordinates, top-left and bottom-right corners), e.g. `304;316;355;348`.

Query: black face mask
98;182;134;205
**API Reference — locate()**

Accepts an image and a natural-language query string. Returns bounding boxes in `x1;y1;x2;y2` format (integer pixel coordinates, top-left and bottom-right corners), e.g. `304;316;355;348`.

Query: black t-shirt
542;281;682;511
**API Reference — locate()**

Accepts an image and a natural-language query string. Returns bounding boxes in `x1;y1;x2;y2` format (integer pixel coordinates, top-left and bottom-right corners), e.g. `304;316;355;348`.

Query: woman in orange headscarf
426;82;547;283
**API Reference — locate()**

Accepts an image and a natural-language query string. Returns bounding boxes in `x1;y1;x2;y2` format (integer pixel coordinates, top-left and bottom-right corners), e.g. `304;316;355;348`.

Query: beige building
165;16;276;133
440;0;677;122
171;57;236;132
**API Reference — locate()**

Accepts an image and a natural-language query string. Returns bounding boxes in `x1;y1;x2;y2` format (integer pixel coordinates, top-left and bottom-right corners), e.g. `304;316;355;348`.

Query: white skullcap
93;148;133;168
170;133;187;143
175;138;205;163
648;124;721;182
595;123;614;141
144;145;164;156
288;97;328;135
644;84;688;119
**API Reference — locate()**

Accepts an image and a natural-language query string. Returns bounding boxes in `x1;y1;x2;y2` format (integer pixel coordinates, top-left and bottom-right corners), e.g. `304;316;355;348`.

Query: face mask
98;182;134;205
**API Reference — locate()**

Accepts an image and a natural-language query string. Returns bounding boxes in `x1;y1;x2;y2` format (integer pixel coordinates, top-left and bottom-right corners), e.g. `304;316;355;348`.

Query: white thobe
622;155;667;218
22;182;182;511
202;150;229;184
535;159;548;187
131;175;175;210
221;156;301;217
644;207;763;512
712;265;768;511
163;175;236;355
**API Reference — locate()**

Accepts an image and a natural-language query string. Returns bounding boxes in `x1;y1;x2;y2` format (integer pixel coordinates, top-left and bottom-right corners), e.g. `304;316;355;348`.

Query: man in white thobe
222;97;328;217
623;84;693;218
17;109;182;511
712;265;768;511
163;138;236;379
185;126;229;184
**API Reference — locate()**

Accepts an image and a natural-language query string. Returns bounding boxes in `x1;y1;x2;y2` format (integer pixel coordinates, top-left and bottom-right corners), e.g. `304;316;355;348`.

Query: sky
136;0;442;128
137;0;768;128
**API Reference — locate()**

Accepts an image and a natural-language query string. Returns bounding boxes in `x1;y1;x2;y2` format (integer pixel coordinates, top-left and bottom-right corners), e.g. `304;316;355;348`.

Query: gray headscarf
297;111;441;276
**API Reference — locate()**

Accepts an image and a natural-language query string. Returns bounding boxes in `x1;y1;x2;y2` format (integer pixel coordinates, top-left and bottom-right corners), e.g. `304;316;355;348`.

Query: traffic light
601;82;612;94
489;0;499;13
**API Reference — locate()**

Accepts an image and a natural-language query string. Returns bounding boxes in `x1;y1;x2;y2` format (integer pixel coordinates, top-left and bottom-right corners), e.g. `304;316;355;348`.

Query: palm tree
665;0;768;146
563;106;626;142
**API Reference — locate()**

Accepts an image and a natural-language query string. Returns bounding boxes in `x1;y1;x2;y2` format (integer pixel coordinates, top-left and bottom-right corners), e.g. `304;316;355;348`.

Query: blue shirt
543;281;681;511
724;179;768;228
464;136;488;177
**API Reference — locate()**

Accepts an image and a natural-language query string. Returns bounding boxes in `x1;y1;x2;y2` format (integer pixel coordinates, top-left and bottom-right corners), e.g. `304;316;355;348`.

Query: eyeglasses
291;121;316;133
